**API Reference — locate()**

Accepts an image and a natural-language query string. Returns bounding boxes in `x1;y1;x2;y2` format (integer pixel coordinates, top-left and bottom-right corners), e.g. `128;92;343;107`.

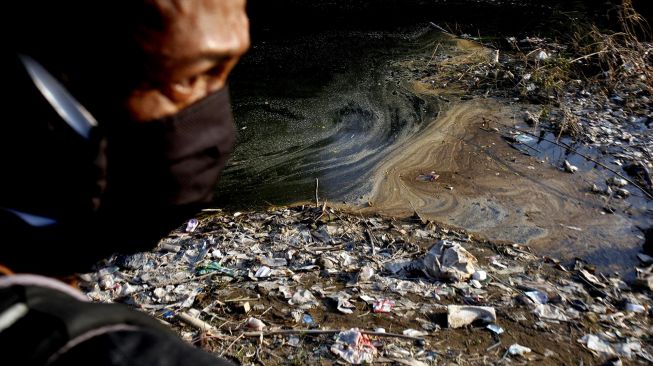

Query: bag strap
0;275;171;365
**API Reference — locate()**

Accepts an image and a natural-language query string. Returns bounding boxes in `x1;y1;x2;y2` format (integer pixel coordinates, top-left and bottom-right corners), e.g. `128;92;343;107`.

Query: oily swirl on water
220;75;438;204
361;97;645;273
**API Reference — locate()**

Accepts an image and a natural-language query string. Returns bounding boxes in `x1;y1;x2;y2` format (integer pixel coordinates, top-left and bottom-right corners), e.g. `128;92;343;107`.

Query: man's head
127;0;250;121
10;0;249;122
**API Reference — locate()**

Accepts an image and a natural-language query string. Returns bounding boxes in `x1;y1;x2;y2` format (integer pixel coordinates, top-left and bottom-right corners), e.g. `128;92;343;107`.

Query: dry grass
444;0;653;138
570;0;653;90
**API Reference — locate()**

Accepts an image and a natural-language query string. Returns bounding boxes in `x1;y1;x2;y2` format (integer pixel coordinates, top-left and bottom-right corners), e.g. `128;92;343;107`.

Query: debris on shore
80;205;653;365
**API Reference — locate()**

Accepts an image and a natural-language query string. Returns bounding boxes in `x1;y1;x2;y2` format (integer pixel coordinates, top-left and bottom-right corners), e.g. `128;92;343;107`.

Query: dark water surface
217;0;623;208
217;28;442;207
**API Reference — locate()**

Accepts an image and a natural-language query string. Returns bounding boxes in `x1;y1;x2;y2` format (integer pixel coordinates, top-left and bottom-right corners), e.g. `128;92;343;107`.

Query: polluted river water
217;26;653;275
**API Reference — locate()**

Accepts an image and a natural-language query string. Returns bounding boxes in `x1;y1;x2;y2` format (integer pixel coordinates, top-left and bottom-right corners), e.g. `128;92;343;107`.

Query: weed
428;0;652;139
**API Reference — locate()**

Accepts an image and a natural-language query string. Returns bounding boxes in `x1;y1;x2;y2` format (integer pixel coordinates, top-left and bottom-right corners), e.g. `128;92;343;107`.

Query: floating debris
535;50;549;61
372;298;395;313
615;188;630;198
289;289;318;310
524;111;540;126
358;266;375;282
637;253;653;265
578;334;615;356
472;270;487;281
564;160;578;173
423;240;478;281
302;314;314;325
623;303;645;313
507;343;532;356
515;134;536;144
185;218;199;233
246;317;266;331
402;329;428;337
330;329;377;364
254;265;272;278
607;177;628;187
486;324;504;335
524;290;548;305
447;305;496;328
416;171;440;182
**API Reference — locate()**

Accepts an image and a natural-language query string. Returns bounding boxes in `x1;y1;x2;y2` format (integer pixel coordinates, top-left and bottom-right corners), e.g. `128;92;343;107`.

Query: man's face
126;0;250;121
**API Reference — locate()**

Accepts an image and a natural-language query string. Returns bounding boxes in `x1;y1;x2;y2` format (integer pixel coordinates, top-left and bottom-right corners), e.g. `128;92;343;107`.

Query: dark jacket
0;275;235;366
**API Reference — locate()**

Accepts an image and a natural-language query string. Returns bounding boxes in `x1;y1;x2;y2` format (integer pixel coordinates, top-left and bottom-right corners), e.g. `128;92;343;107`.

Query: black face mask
104;86;237;209
89;87;237;267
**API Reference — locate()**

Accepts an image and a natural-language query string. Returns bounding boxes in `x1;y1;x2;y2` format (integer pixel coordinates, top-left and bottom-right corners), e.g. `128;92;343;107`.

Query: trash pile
80;205;653;365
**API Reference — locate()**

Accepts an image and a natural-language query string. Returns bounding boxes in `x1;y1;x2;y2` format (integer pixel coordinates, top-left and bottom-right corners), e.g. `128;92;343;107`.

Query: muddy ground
81;206;653;365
